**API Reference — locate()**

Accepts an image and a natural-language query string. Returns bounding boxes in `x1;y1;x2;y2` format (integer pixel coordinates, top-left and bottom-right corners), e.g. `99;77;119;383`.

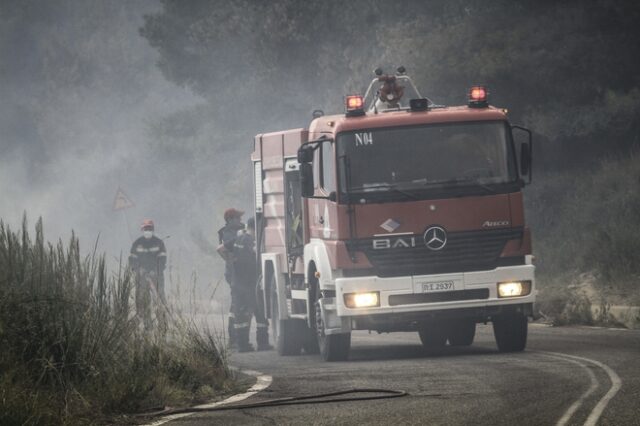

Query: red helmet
140;219;155;231
224;208;244;221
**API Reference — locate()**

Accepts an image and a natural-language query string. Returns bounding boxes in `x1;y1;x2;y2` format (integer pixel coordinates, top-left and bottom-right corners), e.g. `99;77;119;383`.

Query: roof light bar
468;85;489;108
345;94;365;117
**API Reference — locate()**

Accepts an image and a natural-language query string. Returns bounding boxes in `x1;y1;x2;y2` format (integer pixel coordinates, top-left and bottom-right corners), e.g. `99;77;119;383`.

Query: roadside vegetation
0;218;234;425
526;151;640;325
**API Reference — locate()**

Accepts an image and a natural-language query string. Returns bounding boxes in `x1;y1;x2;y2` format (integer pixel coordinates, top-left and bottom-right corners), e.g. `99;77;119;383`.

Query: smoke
0;1;207;284
5;0;638;303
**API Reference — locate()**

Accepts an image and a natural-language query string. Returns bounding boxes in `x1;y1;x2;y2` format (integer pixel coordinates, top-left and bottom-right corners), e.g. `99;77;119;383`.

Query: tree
141;0;640;167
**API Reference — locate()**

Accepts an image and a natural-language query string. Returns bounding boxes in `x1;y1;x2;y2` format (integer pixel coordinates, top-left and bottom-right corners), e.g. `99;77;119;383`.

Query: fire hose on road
137;388;412;418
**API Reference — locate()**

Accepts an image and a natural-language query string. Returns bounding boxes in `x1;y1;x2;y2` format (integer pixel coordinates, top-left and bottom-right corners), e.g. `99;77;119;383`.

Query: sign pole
113;186;136;242
122;209;133;241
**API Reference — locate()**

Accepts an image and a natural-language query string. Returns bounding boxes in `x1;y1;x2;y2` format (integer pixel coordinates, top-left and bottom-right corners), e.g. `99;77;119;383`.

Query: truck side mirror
300;163;314;197
512;125;533;184
297;146;314;164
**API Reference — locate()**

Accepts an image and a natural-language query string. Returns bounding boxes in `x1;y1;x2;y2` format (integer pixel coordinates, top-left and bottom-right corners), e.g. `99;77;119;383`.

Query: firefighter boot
256;322;273;351
227;314;237;349
236;326;254;352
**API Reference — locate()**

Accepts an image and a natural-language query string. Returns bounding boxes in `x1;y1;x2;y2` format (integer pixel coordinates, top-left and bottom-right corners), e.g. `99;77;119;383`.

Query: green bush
0;217;232;425
526;152;640;320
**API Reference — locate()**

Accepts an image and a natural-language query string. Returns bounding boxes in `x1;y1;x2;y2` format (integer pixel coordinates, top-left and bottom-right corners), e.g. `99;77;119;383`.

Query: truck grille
348;228;523;278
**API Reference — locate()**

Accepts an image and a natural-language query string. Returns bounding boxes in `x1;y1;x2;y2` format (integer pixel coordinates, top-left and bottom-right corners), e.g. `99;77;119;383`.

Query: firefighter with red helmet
217;208;245;349
129;219;167;330
218;209;272;351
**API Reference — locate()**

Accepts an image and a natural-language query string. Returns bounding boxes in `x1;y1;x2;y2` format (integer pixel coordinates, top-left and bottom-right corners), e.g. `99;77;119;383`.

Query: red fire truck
251;68;534;361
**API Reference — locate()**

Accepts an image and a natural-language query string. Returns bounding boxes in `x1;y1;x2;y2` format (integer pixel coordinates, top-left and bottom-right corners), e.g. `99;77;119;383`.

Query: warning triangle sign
113;187;135;211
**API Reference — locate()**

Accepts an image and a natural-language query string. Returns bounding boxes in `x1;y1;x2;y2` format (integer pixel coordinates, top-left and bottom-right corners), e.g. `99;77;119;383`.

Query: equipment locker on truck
251;68;535;361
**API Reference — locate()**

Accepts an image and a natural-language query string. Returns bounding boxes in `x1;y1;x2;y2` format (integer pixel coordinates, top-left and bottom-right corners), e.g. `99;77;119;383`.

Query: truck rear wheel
270;280;301;356
493;313;528;352
314;300;350;361
447;319;476;346
418;324;448;350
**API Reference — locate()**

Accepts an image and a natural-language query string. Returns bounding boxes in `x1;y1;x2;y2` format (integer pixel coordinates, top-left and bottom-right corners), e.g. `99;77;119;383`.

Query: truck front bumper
333;264;535;331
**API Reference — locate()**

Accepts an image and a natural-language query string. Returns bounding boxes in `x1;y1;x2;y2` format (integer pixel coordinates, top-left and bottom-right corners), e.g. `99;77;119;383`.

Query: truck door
284;158;304;256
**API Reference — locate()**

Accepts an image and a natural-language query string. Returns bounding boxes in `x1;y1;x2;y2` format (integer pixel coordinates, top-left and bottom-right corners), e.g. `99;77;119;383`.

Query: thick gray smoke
0;1;213;291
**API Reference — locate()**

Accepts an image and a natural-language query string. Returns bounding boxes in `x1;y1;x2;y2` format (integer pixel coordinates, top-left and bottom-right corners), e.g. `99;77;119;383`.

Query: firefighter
217;208;245;348
235;217;272;351
129;219;167;331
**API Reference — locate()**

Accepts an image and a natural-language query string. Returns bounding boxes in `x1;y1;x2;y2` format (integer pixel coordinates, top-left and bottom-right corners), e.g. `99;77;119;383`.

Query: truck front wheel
447;319;476;346
270;280;301;356
418;324;448;350
314;300;350;361
493;313;528;352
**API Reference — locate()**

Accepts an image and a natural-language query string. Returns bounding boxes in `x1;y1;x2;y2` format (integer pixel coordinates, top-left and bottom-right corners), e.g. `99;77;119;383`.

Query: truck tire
270;280;301;356
447;319;476;346
314;300;350;361
493;313;528;352
418;324;448;350
301;324;320;354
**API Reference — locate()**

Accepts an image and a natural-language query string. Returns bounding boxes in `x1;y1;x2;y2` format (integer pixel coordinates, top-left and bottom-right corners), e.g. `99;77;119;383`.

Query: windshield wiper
407;177;498;194
349;183;420;200
451;178;499;194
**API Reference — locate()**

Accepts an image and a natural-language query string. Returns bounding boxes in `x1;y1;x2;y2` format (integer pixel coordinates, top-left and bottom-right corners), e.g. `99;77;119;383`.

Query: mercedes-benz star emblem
423;226;447;251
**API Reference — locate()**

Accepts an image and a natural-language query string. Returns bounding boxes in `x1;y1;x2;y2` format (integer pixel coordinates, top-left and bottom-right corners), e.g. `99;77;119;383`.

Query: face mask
143;231;153;239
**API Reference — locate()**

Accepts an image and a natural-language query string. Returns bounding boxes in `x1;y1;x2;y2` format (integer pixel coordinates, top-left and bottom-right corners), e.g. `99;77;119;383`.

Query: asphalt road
158;324;640;425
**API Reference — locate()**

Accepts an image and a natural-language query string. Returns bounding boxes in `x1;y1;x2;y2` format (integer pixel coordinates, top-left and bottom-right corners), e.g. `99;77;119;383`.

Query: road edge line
538;351;622;426
143;368;273;426
539;353;599;426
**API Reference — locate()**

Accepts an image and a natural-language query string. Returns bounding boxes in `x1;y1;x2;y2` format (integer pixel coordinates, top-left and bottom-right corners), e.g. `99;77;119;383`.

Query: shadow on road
347;343;499;362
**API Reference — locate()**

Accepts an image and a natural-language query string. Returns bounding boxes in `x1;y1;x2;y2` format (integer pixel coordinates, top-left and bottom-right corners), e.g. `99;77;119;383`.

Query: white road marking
538;351;622;426
143;369;273;426
541;353;598;426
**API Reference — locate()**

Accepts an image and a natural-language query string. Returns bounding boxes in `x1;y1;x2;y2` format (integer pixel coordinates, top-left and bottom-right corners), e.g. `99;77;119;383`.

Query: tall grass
0;217;232;425
525;151;640;322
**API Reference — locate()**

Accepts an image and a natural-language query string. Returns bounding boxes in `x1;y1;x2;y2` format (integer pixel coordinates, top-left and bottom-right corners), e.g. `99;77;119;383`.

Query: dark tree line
141;0;640;169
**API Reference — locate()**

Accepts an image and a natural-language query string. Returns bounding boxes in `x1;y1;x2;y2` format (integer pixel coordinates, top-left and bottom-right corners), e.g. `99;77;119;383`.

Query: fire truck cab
251;69;534;361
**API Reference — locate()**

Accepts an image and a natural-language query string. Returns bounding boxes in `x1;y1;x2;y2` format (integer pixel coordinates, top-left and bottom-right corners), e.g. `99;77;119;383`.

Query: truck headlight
497;281;532;298
344;291;380;308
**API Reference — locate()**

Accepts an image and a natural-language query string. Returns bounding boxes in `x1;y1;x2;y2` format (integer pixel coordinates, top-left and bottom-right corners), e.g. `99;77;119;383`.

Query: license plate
421;280;455;292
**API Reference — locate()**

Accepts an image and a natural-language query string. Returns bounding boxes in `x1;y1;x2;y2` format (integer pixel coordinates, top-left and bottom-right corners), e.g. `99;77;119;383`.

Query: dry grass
0;217;234;425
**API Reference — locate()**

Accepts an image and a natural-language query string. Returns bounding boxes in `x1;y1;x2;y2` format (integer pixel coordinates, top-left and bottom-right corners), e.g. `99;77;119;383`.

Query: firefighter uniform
233;228;271;351
129;232;167;330
218;221;244;347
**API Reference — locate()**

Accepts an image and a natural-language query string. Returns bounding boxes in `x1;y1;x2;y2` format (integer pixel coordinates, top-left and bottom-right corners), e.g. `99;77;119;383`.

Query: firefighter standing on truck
217;208;245;348
129;219;167;331
234;217;272;351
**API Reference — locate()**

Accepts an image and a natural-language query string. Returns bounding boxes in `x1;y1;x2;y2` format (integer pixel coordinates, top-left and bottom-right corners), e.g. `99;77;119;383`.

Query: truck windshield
337;121;517;200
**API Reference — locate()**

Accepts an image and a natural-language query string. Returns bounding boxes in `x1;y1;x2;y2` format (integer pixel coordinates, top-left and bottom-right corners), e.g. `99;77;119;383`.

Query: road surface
156;323;639;425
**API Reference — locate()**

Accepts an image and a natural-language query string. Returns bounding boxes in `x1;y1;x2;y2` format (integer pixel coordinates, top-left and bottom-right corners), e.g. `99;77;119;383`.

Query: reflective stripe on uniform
256;323;268;328
234;322;250;329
